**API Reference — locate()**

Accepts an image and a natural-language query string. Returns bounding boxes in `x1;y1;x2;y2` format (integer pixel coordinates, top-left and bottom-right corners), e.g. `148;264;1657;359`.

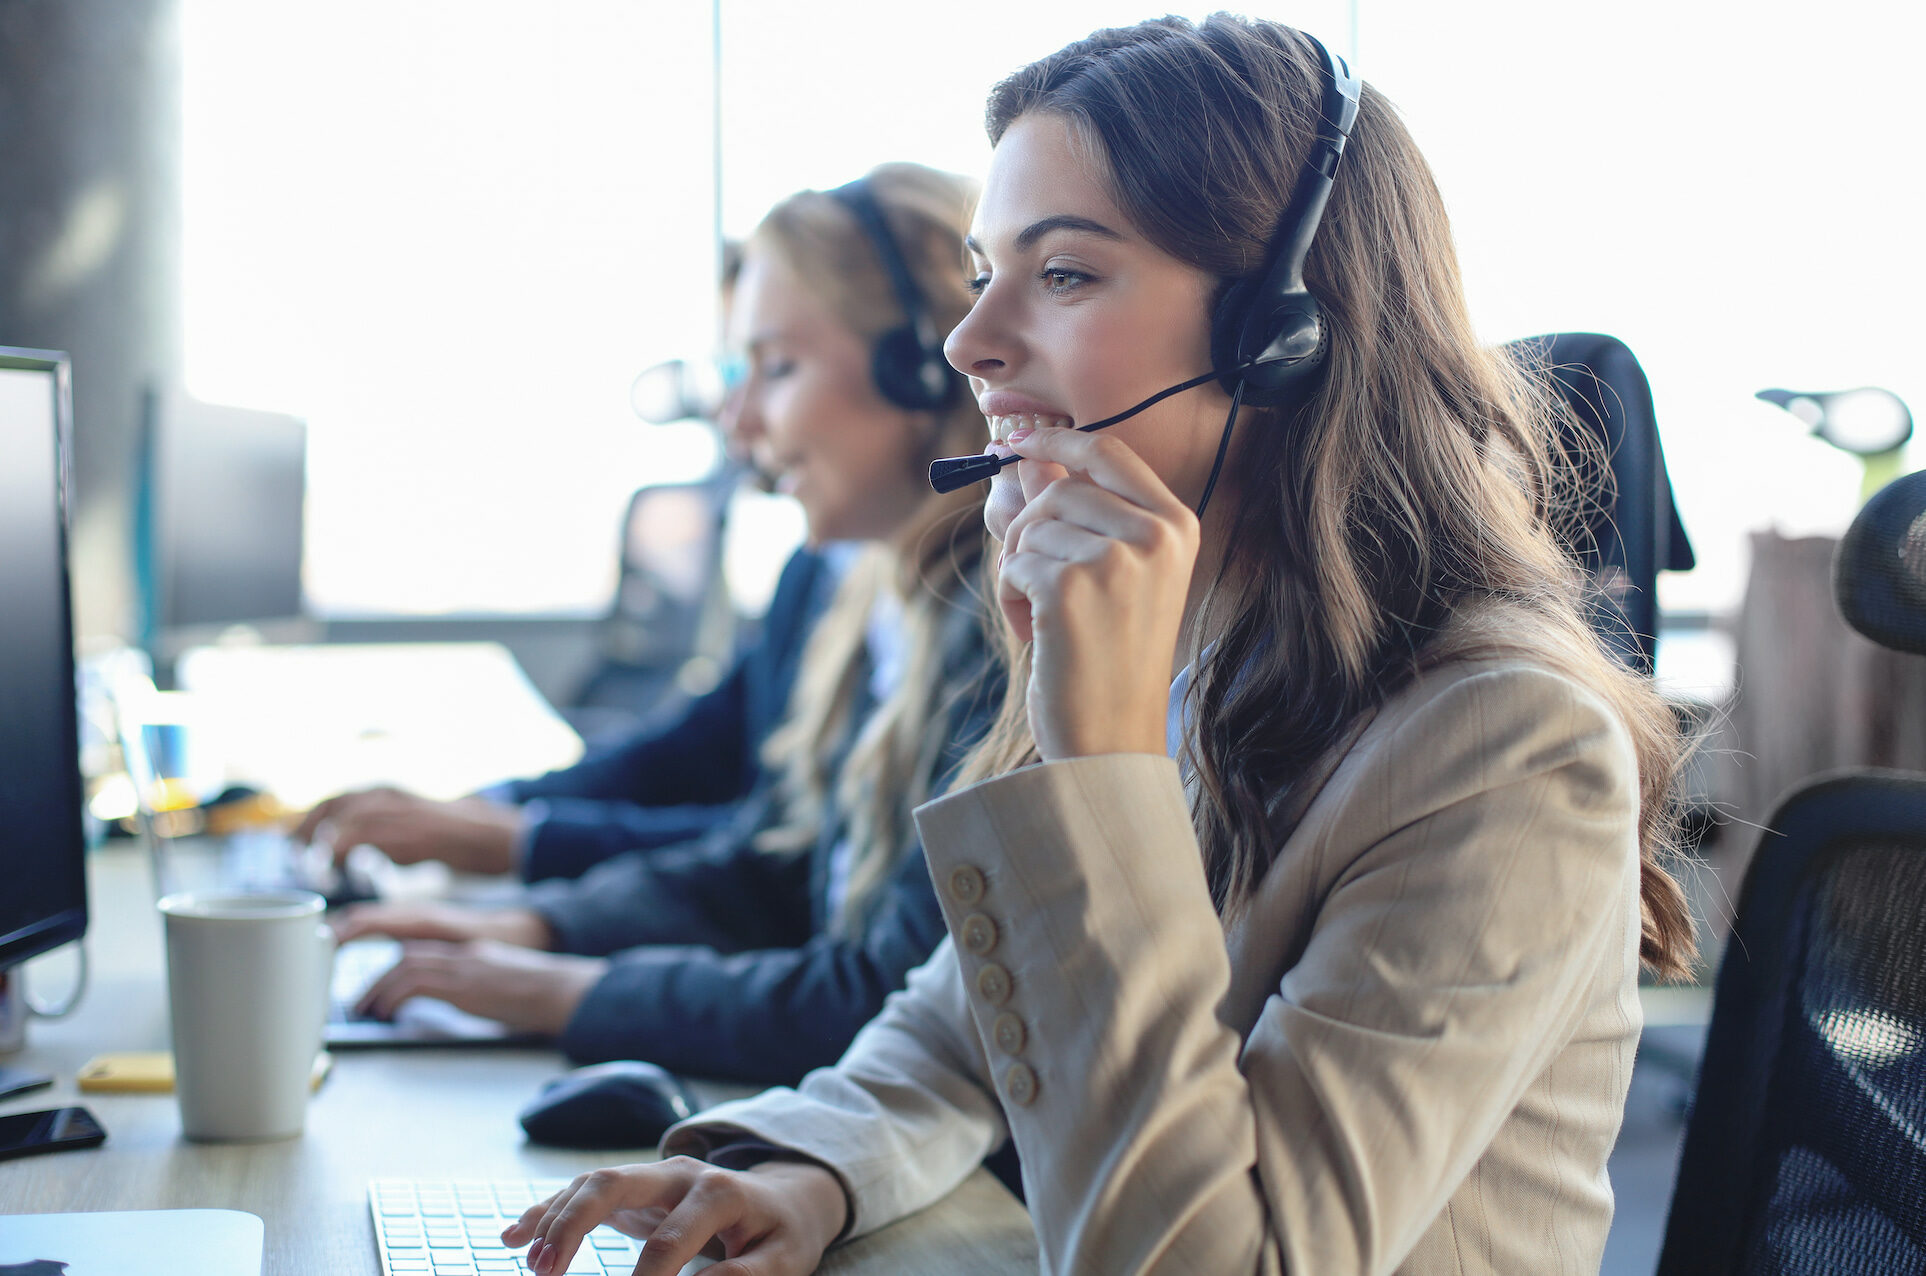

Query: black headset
828;178;960;413
927;30;1362;497
1208;31;1362;409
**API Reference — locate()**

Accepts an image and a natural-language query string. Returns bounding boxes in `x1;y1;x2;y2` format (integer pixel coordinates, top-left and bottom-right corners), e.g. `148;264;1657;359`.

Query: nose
943;289;1011;383
718;380;762;455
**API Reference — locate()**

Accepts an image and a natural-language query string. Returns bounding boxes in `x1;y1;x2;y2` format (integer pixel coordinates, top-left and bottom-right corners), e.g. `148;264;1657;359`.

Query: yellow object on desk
78;1050;333;1093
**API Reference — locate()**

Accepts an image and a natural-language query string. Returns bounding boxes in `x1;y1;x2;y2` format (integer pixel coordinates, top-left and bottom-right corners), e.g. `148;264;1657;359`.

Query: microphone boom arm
928;368;1229;493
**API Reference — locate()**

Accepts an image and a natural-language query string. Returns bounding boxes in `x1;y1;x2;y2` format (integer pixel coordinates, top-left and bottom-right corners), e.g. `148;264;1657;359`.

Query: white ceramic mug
159;890;334;1142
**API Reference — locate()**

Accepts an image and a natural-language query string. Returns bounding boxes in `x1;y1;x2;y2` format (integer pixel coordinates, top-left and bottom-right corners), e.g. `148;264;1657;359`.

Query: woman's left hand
353;939;605;1035
997;424;1199;761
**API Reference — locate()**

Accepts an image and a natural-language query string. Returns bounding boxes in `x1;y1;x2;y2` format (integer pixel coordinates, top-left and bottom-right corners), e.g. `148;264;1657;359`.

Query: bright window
183;1;1926;621
183;1;723;616
1361;0;1926;614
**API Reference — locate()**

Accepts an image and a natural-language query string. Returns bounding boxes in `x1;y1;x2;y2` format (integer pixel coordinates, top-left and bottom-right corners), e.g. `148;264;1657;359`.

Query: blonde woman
334;163;1001;1085
504;17;1697;1275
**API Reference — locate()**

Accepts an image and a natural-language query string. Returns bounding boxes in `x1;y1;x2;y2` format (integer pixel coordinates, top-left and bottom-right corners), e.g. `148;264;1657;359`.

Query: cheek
771;373;861;460
1059;321;1185;419
831;407;918;486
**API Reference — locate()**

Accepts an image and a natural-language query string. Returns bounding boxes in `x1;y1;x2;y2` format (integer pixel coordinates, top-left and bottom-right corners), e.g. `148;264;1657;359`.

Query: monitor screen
139;392;306;636
0;349;88;969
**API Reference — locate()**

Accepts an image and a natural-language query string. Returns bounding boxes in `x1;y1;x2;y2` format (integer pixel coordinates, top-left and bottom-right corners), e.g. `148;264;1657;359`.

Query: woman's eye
965;273;991;297
759;358;795;380
1040;267;1091;294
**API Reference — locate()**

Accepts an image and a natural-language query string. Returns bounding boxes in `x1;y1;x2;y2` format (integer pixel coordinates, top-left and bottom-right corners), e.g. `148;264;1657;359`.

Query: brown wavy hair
957;15;1696;977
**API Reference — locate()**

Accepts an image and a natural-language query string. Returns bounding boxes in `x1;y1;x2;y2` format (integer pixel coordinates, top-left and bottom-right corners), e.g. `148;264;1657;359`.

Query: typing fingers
503;1161;715;1276
328;905;391;946
301;786;402;863
353;940;460;1020
330;904;462;946
290;794;339;846
632;1169;756;1275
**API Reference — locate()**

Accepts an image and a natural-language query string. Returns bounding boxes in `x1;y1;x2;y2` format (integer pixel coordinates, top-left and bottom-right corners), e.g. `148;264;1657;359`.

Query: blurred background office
2;1;1924;1267
5;0;1918;636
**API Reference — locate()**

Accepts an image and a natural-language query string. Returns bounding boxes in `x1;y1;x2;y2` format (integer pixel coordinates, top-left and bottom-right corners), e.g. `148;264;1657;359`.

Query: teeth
986;412;1073;443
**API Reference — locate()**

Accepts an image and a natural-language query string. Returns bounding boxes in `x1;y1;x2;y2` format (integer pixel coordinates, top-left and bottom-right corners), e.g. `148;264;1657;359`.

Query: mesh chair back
1835;469;1926;656
569;472;736;735
1503;332;1695;672
1658;773;1926;1274
604;478;732;668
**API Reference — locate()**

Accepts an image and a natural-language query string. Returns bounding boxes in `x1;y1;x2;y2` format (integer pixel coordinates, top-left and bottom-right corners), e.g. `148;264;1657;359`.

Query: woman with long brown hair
503;16;1694;1273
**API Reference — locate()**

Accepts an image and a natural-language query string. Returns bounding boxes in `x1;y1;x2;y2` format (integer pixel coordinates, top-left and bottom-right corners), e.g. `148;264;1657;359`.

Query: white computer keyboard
369;1178;654;1275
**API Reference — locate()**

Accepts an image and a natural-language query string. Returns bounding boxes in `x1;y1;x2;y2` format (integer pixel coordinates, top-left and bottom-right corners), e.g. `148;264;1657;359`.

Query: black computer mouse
517;1060;699;1149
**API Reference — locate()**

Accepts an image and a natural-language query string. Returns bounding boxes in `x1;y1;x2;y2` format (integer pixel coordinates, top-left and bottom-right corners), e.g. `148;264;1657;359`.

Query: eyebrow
743;327;806;350
966;214;1127;257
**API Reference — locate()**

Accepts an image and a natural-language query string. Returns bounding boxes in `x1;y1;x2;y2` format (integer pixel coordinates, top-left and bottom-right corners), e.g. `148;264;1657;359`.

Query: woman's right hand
504;1157;848;1276
997;424;1199;761
329;902;553;950
292;786;521;874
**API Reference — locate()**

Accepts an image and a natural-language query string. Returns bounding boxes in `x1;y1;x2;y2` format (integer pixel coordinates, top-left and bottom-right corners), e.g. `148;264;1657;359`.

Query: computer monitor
0;348;88;969
134;390;306;649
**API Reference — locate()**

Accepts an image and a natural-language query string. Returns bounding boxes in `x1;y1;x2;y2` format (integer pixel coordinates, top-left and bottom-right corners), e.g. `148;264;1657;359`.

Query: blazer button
947;865;986;906
975;963;1013;1006
1004;1062;1039;1107
992;1012;1026;1056
960;912;998;956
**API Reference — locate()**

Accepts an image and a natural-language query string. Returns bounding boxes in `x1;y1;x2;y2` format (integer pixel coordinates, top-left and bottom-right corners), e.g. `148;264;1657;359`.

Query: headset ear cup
1242;301;1326;408
1210;278;1259;400
872;324;953;412
1227;287;1327;410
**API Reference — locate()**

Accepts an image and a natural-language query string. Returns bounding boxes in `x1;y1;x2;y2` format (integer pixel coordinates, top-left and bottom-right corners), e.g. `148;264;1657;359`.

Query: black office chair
565;469;739;744
1657;470;1926;1275
1506;332;1696;674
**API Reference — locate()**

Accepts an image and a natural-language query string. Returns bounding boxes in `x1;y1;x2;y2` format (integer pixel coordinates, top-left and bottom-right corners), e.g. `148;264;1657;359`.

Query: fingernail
530;1240;550;1273
1006;426;1035;444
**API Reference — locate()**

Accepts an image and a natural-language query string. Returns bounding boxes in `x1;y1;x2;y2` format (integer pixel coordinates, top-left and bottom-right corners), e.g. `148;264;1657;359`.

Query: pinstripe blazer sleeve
666;660;1644;1275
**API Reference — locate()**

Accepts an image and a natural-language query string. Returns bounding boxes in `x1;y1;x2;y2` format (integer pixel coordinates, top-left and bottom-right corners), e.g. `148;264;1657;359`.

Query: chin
984;474;1025;545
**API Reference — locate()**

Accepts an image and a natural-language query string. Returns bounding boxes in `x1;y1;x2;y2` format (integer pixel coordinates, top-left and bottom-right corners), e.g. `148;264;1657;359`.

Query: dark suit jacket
499;547;835;883
525;588;1000;1085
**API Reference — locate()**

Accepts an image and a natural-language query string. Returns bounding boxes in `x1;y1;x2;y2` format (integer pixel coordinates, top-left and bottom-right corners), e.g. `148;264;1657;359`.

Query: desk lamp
630;357;727;426
1757;385;1914;504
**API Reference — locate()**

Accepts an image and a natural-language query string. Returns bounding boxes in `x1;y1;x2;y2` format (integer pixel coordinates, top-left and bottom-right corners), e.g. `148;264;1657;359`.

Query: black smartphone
0;1105;107;1161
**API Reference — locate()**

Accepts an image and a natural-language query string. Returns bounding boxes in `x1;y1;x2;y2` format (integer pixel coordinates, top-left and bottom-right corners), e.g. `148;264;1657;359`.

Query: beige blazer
666;656;1646;1275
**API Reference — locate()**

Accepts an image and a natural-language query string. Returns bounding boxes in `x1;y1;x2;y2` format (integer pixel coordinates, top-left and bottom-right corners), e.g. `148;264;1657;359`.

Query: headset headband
829;179;956;410
1264;32;1362;298
1221;30;1363;404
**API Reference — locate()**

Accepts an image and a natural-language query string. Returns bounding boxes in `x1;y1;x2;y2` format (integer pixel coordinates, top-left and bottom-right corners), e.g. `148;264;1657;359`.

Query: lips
756;446;802;490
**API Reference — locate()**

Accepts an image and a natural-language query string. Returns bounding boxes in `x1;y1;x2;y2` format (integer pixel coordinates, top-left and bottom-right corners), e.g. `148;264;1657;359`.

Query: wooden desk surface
0;843;1036;1274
